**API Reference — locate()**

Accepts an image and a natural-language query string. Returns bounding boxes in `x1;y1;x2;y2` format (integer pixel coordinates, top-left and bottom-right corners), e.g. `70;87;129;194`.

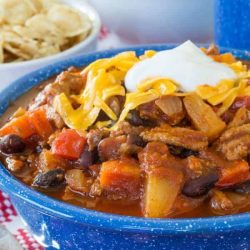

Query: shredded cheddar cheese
54;49;250;131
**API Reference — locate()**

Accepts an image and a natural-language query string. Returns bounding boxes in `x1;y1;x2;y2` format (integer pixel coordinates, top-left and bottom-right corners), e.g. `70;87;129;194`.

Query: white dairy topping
125;40;237;92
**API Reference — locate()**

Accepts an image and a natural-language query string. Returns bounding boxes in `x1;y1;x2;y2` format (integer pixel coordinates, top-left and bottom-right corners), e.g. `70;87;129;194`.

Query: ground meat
29;83;62;110
87;128;110;151
110;121;145;137
217;124;250;160
137;101;162;122
138;142;182;172
45;105;65;129
55;70;84;95
141;125;208;151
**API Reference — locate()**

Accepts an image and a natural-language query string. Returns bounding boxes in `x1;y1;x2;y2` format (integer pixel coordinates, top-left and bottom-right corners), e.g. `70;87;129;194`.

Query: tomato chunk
52;129;86;160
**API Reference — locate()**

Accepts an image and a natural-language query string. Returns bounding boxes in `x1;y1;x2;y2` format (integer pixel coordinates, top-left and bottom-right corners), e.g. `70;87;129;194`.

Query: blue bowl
0;45;250;250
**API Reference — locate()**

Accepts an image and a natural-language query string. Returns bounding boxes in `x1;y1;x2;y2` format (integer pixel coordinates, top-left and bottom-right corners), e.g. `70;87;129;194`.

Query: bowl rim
0;1;101;69
0;44;250;235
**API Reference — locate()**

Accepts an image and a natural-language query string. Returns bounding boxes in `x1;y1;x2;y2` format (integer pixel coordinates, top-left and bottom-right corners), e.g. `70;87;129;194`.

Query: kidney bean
32;168;65;189
0;134;26;154
182;171;219;197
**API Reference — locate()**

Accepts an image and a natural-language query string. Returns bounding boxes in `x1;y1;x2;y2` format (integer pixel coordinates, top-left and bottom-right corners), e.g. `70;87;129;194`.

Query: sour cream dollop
125;41;237;92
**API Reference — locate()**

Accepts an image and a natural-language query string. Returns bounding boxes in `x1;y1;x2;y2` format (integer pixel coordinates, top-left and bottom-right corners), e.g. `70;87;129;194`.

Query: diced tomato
51;129;86;160
28;108;53;139
0;115;36;139
230;96;250;111
100;158;141;195
216;160;250;187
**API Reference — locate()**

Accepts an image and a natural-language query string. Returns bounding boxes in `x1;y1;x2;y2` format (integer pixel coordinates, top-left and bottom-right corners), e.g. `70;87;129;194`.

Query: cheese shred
54;50;250;131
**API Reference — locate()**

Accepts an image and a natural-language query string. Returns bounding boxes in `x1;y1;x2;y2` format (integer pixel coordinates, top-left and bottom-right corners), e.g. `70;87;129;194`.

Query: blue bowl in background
215;0;250;51
0;45;250;250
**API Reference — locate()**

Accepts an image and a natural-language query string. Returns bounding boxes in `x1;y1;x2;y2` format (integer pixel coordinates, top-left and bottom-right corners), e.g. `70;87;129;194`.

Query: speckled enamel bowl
0;45;250;250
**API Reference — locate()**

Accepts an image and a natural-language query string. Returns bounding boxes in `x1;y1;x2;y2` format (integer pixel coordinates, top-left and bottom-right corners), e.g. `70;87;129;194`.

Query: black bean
168;145;198;159
0;134;26;154
32;168;65;189
233;180;250;194
75;145;96;169
182;171;219;197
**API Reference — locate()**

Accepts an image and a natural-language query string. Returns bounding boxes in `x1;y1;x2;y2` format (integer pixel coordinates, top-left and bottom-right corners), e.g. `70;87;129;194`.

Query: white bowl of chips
0;0;101;90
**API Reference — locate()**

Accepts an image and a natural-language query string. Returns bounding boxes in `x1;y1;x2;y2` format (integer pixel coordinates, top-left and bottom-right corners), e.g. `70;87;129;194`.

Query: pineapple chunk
144;167;183;218
184;94;226;140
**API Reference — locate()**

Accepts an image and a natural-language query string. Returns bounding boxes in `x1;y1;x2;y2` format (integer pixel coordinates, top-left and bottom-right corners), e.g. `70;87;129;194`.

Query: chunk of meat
100;158;141;200
138;142;170;170
45;105;65;129
38;149;67;172
227;107;250;129
138;101;161;121
110;121;145;137
143;166;183;218
141;125;208;151
138;142;183;173
184;156;204;179
29;83;62;110
155;96;185;125
184;94;226;140
217;124;250;160
55;70;84;94
87;128;110;151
